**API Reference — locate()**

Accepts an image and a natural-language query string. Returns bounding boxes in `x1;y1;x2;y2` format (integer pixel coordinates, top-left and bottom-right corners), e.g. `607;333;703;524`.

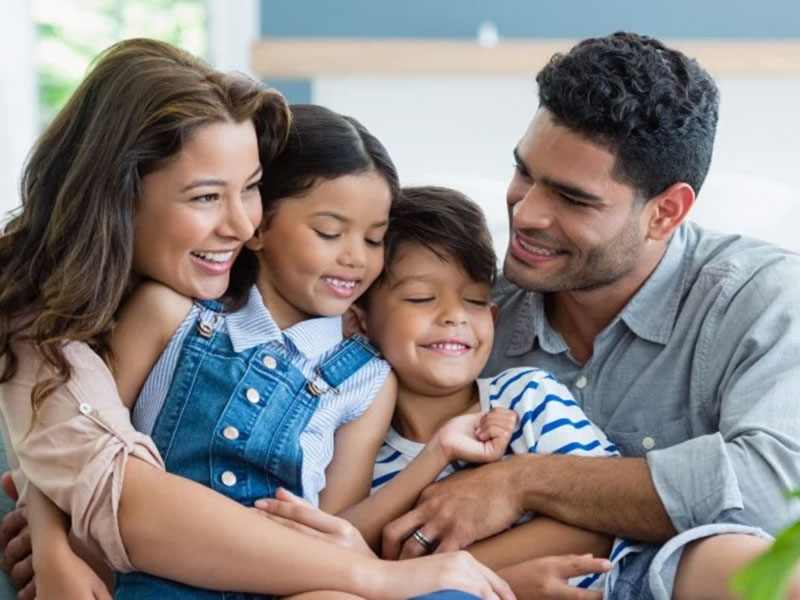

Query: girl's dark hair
226;103;400;305
376;186;497;289
0;38;290;415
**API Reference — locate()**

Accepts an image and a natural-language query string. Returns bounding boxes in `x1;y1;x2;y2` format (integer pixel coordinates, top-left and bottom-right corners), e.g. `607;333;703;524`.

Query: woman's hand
371;551;516;600
497;554;611;600
255;488;374;556
435;409;518;464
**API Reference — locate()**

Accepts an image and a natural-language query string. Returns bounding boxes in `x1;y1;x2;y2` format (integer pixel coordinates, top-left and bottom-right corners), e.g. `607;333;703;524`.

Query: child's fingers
255;493;346;536
275;486;313;507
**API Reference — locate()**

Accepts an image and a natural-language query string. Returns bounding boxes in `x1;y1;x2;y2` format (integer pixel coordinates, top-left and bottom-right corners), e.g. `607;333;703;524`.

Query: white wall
314;76;800;255
0;0;37;224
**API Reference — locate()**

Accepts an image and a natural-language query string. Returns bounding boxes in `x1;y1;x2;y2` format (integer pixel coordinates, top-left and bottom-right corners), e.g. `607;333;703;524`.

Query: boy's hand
33;544;111;600
436;408;517;464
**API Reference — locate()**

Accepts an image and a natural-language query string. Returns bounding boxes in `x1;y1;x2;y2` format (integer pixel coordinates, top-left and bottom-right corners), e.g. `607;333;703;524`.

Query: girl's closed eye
314;229;340;240
365;237;384;247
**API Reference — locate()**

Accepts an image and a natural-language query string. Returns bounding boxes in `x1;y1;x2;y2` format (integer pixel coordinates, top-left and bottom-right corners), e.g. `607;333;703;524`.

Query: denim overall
115;300;379;600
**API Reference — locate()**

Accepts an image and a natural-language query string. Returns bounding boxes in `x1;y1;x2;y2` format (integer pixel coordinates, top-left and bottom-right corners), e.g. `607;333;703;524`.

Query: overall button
262;355;277;370
221;471;237;487
245;388;260;404
642;436;655;450
575;376;588;389
223;426;240;440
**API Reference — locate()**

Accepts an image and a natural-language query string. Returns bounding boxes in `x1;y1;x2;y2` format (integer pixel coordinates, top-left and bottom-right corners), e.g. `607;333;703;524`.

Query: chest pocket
604;416;691;457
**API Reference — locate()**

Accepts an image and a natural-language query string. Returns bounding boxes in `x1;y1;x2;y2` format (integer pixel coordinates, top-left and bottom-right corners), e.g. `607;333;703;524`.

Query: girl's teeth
430;342;468;351
324;277;357;289
518;239;559;256
193;250;233;263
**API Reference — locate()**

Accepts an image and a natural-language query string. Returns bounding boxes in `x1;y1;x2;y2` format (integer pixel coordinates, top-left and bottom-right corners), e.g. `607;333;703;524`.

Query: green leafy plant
731;490;800;599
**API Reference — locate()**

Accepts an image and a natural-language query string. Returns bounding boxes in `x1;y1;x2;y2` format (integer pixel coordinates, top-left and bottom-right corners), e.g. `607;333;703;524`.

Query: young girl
0;40;511;600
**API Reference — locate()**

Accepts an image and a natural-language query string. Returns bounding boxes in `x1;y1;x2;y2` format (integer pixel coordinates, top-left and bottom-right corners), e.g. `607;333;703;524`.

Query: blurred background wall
2;0;799;255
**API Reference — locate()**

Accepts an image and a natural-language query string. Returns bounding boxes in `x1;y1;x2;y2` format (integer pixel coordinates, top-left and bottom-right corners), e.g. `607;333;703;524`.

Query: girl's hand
254;488;374;556
436;409;518;464
371;551;516;600
497;554;611;600
33;545;111;600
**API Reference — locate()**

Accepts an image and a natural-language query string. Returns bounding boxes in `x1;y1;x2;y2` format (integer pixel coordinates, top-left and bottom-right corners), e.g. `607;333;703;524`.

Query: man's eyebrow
311;211;389;228
513;147;603;203
180;165;263;193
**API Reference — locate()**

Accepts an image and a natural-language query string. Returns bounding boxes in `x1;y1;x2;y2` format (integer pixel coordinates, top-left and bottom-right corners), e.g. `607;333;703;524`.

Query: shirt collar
618;224;691;345
503;222;693;355
226;286;344;358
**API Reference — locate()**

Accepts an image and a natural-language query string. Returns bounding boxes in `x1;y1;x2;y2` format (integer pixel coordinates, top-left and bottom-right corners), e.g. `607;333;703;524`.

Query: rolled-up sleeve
647;258;800;534
0;341;165;571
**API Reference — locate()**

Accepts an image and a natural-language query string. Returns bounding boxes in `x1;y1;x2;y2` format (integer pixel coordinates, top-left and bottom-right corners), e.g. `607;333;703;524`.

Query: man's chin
502;258;561;293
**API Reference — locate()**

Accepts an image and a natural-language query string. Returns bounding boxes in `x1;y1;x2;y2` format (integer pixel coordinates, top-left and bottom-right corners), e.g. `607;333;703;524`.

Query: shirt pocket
604;416;691;457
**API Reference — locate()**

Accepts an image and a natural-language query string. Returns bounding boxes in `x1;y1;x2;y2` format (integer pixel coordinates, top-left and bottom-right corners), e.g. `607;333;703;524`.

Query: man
384;32;800;599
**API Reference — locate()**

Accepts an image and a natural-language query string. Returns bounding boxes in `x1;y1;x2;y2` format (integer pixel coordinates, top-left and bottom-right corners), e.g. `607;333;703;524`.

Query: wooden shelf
251;38;800;78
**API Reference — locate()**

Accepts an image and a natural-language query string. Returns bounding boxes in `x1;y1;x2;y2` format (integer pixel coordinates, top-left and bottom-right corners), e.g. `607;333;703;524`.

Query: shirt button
262;355;277;370
245;388;260;404
222;426;240;440
79;402;91;415
575;376;588;389
221;471;237;487
642;437;655;450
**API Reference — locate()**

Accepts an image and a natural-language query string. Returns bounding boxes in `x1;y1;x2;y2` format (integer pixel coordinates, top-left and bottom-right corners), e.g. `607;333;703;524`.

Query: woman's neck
392;382;479;443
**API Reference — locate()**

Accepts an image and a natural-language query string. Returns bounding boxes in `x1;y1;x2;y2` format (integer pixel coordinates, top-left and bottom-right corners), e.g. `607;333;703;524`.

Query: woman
0;38;511;600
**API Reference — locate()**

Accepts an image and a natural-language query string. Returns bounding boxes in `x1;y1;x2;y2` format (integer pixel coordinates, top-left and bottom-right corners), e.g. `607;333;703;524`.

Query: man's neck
546;242;667;364
392;383;479;443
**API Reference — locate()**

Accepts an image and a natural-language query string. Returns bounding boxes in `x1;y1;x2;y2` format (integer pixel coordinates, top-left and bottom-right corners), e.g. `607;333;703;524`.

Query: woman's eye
245;180;262;193
191;193;219;203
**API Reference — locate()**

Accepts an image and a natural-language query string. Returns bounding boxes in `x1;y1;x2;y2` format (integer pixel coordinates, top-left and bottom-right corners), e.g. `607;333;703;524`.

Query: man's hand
382;460;525;559
498;554;611;600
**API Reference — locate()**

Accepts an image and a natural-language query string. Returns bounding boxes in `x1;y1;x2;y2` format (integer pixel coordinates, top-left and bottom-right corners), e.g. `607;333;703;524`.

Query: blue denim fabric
115;301;377;600
410;592;482;600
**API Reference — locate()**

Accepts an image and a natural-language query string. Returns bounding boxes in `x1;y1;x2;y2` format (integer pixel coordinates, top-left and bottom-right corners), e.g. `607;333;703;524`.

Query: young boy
354;186;643;595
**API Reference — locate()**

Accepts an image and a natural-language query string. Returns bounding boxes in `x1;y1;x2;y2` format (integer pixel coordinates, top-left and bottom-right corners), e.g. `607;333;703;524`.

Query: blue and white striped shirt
372;367;642;593
133;285;390;506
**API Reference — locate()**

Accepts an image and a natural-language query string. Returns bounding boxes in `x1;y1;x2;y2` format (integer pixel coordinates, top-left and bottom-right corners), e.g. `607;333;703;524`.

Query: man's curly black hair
536;31;719;200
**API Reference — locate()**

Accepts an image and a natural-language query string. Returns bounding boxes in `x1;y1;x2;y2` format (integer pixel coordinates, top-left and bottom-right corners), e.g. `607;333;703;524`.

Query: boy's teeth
518;238;559;256
323;277;357;289
193;250;233;263
430;342;468;351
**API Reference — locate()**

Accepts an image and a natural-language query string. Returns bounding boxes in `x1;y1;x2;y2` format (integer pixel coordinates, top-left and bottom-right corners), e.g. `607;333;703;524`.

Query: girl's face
250;171;391;329
133;120;263;299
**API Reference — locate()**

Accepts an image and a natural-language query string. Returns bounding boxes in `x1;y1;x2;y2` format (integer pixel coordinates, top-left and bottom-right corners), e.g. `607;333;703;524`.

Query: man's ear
646;182;695;241
245;227;264;252
490;302;499;324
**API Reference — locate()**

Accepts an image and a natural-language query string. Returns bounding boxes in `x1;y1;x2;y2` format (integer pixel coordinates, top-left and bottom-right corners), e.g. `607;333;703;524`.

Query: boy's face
365;244;496;397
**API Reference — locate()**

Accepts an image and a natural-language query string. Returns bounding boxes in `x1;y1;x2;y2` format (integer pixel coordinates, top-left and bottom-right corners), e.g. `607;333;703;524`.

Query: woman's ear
245;228;264;252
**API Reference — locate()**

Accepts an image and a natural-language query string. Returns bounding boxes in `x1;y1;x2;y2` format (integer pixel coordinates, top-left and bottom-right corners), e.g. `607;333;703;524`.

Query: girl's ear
245;228;264;252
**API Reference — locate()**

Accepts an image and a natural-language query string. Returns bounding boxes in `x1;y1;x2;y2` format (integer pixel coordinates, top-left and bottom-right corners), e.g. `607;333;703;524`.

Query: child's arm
467;515;613;571
111;281;194;408
27;485;111;600
336;408;517;552
318;372;397;514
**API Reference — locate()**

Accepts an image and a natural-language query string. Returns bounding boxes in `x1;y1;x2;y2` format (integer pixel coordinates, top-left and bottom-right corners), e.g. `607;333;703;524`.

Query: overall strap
194;299;225;339
306;334;380;396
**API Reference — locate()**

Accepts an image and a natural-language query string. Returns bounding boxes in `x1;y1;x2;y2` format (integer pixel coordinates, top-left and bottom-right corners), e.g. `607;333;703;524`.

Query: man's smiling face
504;108;652;293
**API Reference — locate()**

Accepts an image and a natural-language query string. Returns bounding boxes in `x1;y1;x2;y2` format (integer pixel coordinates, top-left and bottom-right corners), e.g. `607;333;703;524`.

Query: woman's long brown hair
0;38;289;415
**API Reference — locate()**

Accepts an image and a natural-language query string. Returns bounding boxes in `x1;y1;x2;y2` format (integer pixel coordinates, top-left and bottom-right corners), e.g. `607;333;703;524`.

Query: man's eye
560;194;588;208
